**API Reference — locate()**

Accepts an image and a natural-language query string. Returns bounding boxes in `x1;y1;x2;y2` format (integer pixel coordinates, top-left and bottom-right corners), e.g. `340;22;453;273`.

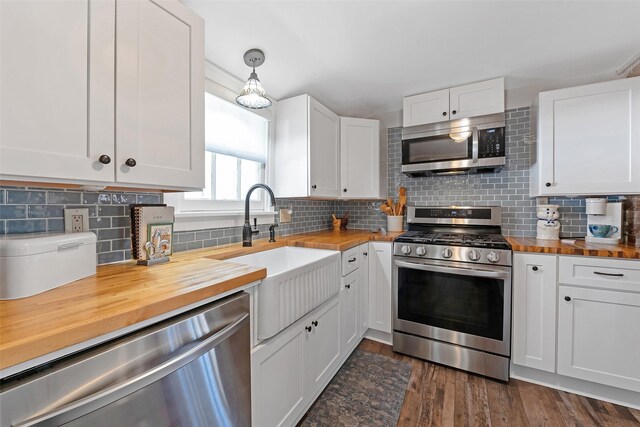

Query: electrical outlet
64;208;89;233
537;197;549;205
279;208;292;223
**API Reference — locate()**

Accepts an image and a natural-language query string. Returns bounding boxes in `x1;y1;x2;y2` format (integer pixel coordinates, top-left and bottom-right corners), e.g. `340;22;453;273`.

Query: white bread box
0;232;97;300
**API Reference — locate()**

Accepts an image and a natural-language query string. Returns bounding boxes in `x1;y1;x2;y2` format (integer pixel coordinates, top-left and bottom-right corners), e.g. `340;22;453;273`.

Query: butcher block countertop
0;229;399;373
507;237;640;259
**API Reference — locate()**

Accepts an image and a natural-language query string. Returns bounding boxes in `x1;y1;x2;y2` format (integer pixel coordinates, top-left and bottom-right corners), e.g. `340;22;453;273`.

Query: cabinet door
115;0;204;190
537;77;640;196
512;253;557;372
341;270;359;355
368;242;392;333
306;297;341;396
340;118;381;199
308;97;340;198
0;0;115;182
402;89;450;127
358;244;370;337
558;286;640;392
449;77;504;120
252;324;307;427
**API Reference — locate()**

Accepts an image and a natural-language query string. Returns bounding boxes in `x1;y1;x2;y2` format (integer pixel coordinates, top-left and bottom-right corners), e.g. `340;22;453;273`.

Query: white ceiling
183;1;640;118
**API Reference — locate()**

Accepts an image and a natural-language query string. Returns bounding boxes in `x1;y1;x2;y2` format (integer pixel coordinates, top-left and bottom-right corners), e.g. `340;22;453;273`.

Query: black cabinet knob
125;158;137;167
532;266;539;271
564;296;572;301
452;110;457;115
305;326;312;332
311;185;317;190
545;182;551;187
343;188;347;192
442;112;447;116
98;154;111;165
312;320;318;327
345;284;351;289
363;252;368;256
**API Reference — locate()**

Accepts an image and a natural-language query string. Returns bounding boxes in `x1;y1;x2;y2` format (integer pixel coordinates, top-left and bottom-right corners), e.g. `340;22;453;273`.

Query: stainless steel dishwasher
0;292;251;427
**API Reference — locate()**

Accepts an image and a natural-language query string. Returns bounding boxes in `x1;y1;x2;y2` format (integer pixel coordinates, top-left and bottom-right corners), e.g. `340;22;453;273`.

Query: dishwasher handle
16;312;249;427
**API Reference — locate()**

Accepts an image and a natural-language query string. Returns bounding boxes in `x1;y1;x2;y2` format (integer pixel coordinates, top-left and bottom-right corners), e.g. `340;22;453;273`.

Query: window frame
166;65;277;231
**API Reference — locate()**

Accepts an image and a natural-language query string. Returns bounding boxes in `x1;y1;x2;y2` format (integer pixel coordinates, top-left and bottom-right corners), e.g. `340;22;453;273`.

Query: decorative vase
387;215;403;232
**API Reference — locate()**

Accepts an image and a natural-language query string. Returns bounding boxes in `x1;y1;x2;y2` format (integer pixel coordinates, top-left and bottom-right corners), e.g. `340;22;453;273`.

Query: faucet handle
253;218;258;229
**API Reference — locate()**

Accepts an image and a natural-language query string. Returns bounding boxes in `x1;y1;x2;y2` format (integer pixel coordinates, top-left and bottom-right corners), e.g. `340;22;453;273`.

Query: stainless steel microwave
401;113;506;176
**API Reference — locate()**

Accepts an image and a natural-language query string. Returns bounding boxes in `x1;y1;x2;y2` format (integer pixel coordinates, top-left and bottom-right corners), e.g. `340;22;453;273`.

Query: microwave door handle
472;127;479;164
395;259;508;279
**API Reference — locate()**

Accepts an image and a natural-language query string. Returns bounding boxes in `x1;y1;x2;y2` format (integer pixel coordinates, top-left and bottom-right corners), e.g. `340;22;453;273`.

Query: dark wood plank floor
357;339;640;427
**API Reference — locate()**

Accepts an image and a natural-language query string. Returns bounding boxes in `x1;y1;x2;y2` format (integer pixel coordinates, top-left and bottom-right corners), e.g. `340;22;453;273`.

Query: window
171;92;270;213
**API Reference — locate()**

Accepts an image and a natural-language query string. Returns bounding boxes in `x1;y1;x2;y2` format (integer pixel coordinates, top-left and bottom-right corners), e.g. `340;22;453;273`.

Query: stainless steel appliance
401;113;505;176
392;206;512;381
0;292;251;427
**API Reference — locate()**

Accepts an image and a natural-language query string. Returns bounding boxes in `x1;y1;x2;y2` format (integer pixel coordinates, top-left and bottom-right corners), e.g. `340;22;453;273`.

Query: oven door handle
395;260;509;279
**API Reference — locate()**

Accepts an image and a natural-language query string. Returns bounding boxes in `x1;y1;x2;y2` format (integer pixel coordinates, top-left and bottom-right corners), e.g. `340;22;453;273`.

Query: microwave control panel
478;127;505;158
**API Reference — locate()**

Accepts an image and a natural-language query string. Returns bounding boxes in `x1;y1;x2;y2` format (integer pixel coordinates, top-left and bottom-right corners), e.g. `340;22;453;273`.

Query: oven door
393;257;511;356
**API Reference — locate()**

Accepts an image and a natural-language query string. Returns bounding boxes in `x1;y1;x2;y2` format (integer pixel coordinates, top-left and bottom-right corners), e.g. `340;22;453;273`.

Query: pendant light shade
236;49;272;109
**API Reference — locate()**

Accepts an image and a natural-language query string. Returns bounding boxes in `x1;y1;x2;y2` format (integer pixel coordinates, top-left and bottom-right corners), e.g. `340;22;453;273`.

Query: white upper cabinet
0;0;204;191
274;94;340;198
402;89;450;127
115;0;204;190
340;117;385;199
531;76;640;197
403;77;504;127
0;0;115;183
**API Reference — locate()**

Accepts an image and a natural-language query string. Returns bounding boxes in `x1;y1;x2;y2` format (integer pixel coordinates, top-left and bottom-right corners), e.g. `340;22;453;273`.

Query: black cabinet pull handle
451;110;457;115
345;284;351;289
442;112;447;116
532;266;539;271
311;185;317;189
564;296;571;301
545;182;551;187
343;188;347;192
98;154;111;164
312;320;318;327
125;158;137;167
305;326;312;332
348;257;356;263
593;271;624;277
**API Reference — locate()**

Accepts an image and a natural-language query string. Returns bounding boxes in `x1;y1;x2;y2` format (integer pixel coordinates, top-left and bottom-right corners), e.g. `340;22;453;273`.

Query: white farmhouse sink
228;247;340;340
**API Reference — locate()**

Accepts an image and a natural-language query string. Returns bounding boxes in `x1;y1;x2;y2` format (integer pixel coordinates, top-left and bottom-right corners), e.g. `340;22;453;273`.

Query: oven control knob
487;251;500;263
416;246;426;256
441;248;453;259
467;249;481;261
401;245;412;255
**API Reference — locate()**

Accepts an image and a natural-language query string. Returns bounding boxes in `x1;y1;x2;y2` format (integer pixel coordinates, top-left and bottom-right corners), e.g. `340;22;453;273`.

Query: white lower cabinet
557;285;640;392
340;270;359;355
252;295;341;427
368;242;392;333
512;253;558;372
357;243;370;337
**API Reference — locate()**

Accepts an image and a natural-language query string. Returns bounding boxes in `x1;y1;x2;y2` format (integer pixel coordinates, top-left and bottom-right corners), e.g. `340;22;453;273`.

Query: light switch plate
536;197;549;205
279;208;292;223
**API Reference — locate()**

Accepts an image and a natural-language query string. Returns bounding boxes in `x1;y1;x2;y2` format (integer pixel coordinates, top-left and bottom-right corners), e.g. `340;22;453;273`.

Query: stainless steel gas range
392;206;512;381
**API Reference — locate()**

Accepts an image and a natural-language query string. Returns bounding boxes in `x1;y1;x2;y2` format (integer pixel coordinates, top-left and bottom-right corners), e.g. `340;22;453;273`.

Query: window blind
204;92;268;163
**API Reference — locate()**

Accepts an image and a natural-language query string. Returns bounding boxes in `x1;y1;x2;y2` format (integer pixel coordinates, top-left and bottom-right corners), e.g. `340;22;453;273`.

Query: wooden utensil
388;198;395;216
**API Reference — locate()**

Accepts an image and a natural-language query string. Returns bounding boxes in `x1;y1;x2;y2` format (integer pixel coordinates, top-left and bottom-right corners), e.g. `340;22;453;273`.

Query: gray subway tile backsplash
0;107;628;264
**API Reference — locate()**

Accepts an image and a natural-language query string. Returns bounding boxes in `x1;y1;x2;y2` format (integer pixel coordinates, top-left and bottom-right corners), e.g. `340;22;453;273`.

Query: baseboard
363;328;392;345
510;364;640;410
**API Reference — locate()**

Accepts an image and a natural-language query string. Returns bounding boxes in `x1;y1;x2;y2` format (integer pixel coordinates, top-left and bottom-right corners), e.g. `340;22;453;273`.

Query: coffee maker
585;199;622;244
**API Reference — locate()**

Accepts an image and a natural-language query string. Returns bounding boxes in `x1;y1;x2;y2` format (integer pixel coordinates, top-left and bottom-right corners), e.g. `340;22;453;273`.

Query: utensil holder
387;215;403;232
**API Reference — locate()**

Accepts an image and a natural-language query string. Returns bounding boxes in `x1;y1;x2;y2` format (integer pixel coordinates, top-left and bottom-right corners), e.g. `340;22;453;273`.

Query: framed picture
147;223;173;256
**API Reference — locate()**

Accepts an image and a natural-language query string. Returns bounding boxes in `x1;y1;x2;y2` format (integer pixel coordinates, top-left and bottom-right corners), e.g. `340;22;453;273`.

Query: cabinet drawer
341;247;360;276
559;256;640;293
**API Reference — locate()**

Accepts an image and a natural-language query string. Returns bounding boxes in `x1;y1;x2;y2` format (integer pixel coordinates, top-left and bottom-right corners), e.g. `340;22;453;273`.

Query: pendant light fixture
236;48;272;109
